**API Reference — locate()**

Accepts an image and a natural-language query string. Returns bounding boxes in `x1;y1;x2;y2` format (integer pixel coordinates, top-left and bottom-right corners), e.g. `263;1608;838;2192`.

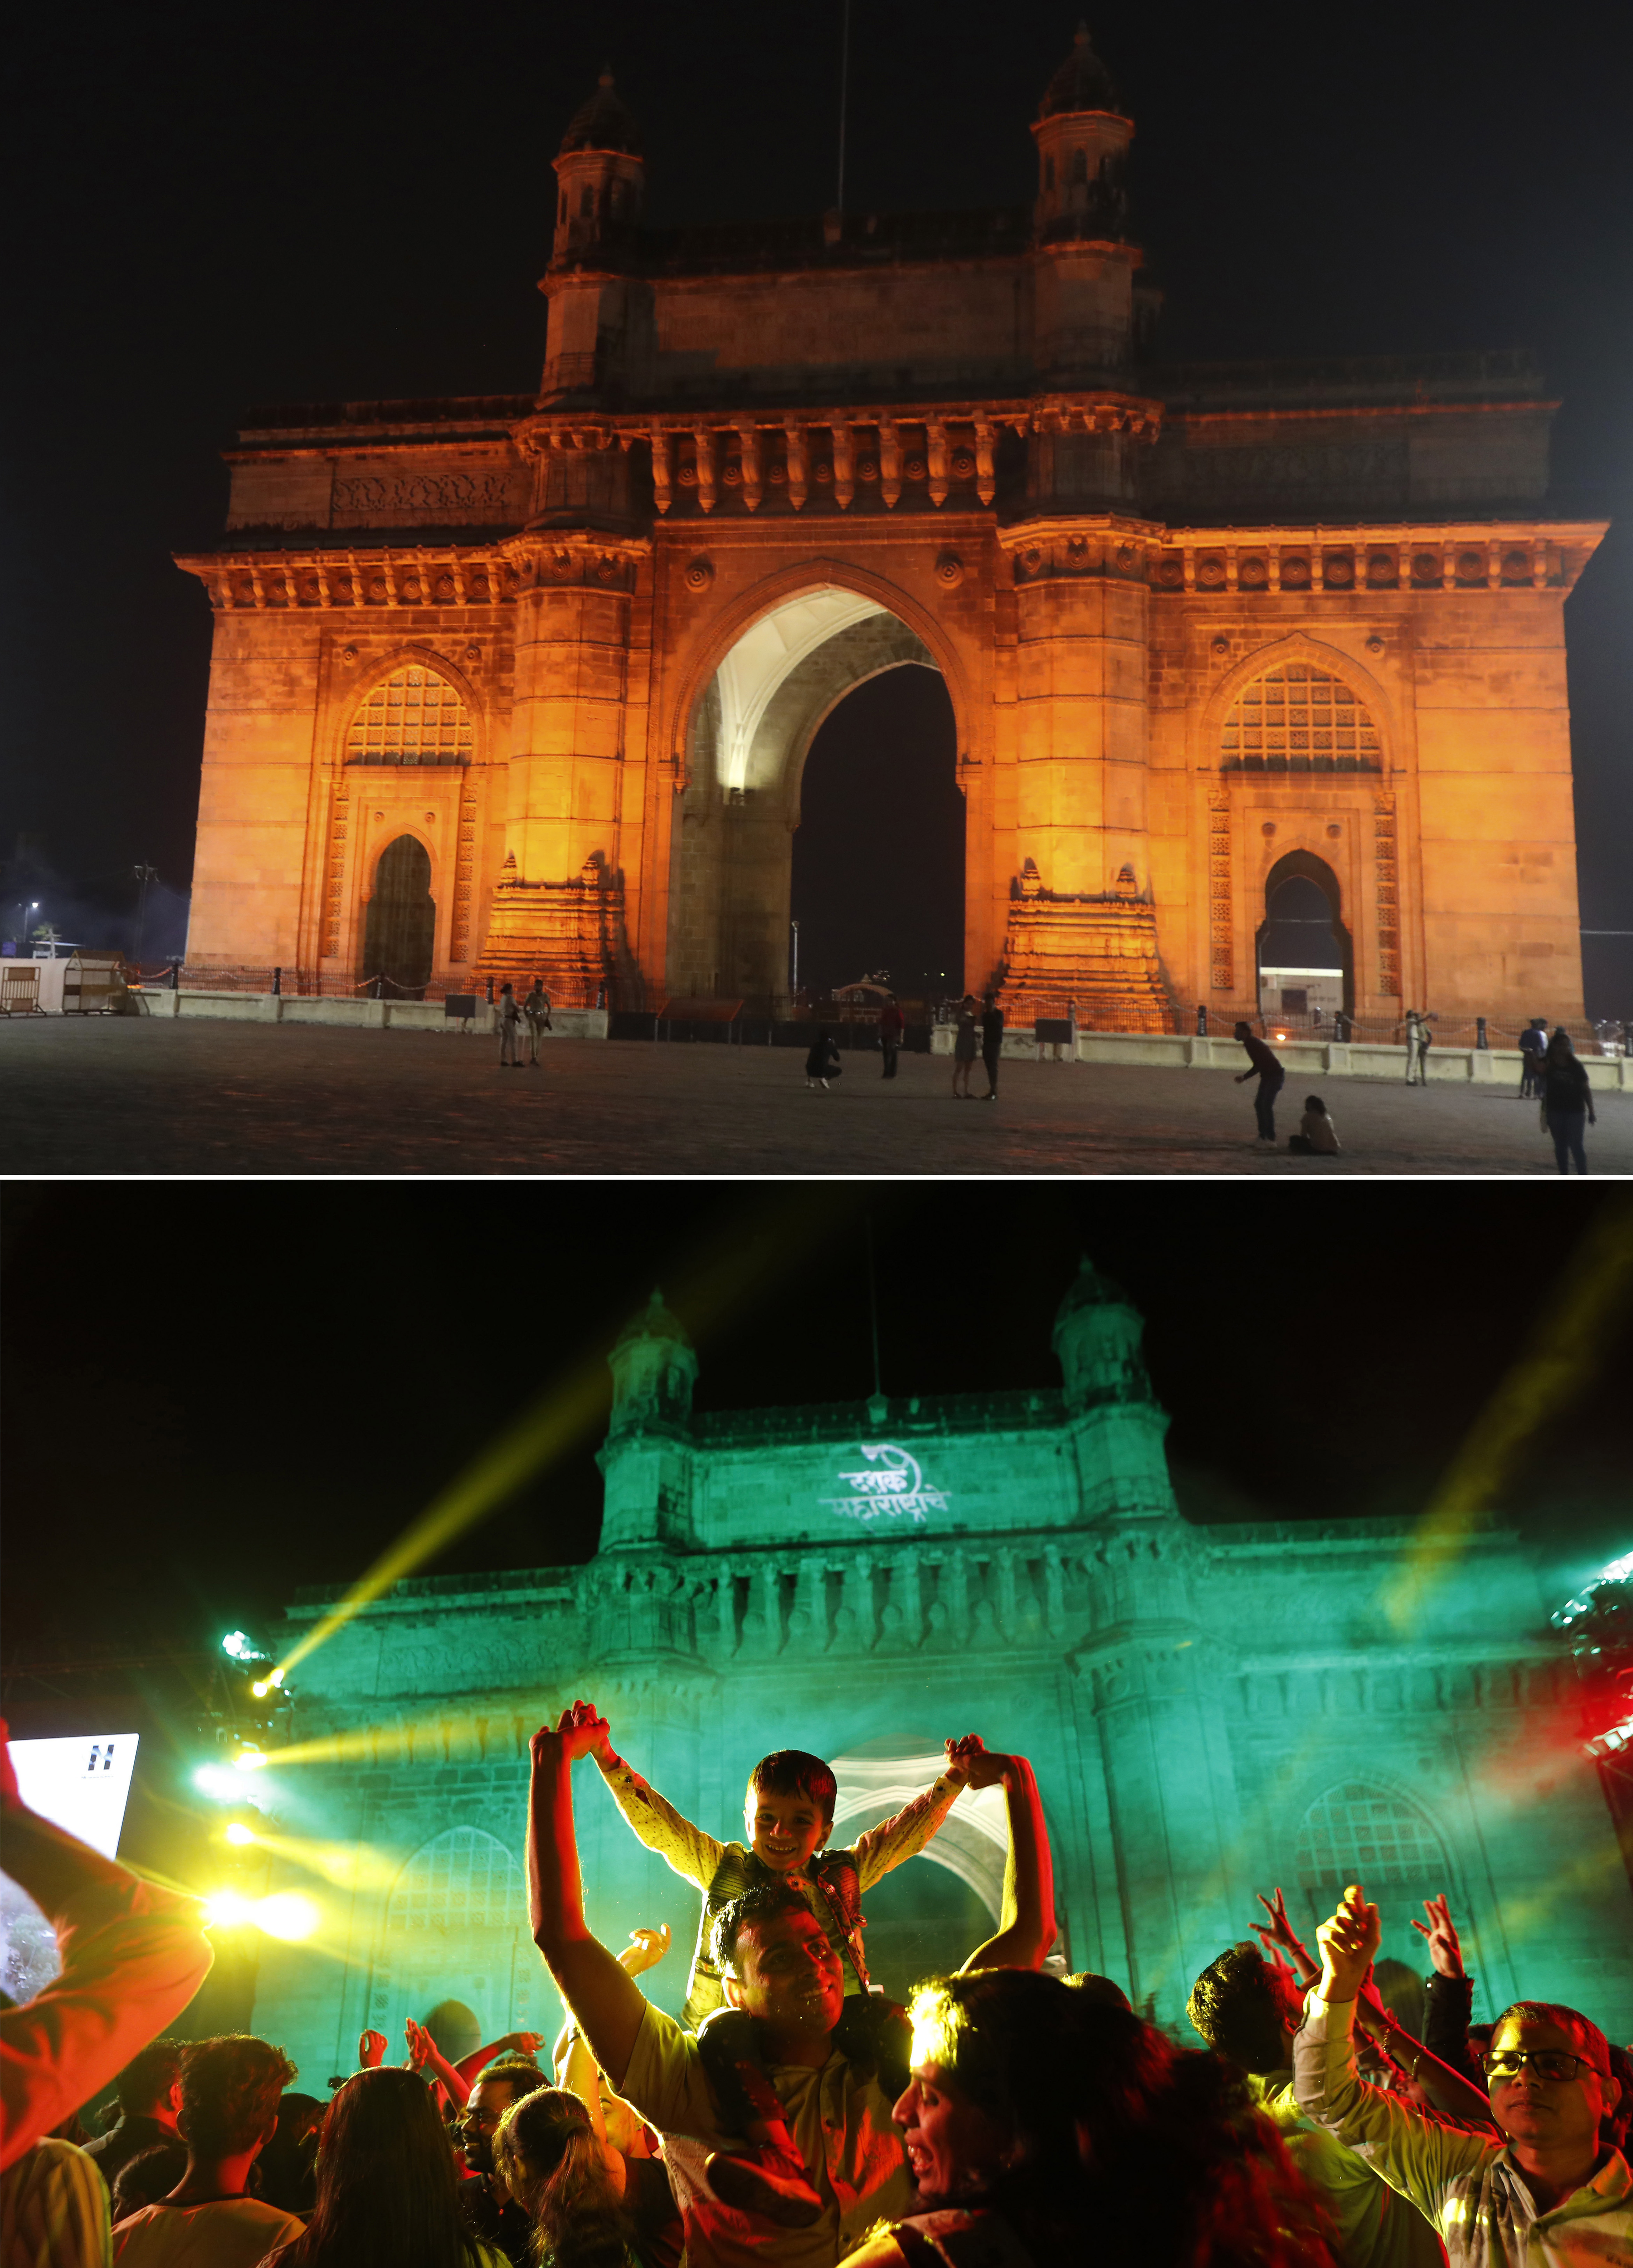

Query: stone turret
1052;1256;1175;1520
598;1290;697;1550
607;1289;696;1437
1029;25;1141;384
542;70;644;401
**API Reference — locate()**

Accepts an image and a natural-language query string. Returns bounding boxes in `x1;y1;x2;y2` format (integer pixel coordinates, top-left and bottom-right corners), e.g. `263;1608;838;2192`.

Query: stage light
193;1765;241;1801
205;1890;256;1929
257;1893;319;1941
250;1681;270;1699
221;1632;255;1660
223;1821;257;1847
233;1747;268;1772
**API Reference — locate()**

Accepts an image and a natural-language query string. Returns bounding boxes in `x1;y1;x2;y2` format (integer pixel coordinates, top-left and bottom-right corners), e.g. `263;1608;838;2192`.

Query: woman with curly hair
259;2066;507;2268
493;2085;635;2268
846;1967;1337;2268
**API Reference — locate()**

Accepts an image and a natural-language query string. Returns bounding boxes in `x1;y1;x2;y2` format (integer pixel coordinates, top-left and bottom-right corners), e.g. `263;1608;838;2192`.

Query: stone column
476;525;650;1002
994;513;1172;1027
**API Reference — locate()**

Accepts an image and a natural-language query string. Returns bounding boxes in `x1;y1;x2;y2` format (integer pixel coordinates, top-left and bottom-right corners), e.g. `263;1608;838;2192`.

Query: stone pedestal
473;856;631;1006
998;875;1176;1031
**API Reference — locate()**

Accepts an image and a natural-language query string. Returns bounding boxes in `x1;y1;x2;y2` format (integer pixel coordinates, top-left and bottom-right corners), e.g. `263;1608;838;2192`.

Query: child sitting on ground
1289;1094;1340;1156
582;1708;984;2221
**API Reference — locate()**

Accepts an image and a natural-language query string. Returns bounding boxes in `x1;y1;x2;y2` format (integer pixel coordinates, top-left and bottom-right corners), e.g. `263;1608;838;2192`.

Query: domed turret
550;68;645;271
607;1289;697;1438
1052;1255;1154;1412
1031;24;1133;247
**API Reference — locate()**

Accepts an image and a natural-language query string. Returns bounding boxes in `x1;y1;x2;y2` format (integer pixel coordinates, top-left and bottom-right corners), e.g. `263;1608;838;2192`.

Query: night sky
3;1179;1627;1692
3;2;1630;1006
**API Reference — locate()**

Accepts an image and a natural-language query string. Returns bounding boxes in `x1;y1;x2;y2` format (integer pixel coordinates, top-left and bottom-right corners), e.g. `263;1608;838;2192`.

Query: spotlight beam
1384;1196;1633;1638
271;1187;857;1686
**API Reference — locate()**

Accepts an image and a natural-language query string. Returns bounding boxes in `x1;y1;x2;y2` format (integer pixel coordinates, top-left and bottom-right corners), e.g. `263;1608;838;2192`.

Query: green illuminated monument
251;1264;1631;2082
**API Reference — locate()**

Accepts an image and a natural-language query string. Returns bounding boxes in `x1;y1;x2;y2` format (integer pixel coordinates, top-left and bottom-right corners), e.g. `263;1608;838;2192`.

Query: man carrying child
527;1702;1056;2268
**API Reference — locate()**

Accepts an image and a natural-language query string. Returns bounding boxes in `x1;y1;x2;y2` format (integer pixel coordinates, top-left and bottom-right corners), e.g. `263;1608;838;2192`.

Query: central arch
667;585;961;1002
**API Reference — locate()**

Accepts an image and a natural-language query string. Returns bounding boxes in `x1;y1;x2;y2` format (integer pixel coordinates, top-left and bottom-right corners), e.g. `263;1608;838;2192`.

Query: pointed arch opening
370;1828;543;2053
364;835;436;997
1257;849;1353;1022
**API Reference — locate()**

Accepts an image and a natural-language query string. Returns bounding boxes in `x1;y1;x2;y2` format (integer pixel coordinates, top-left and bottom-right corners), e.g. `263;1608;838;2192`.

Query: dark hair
472;2056;546;2093
282;2067;491;2268
710;1879;812;1973
179;2035;296;2158
1186;1944;1295;2075
111;2140;188;2221
257;2091;325;2213
748;1748;837;1824
1304;1094;1327;1115
1491;2001;1611;2076
495;2086;630;2268
1064;1973;1132;2011
905;1968;1335;2268
116;2039;185;2116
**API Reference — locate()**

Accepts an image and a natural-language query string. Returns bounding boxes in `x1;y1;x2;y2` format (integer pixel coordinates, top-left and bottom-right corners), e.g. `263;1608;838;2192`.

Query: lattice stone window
1295;1783;1446;1921
385;1828;521;1935
347;666;473;767
1222;663;1381;773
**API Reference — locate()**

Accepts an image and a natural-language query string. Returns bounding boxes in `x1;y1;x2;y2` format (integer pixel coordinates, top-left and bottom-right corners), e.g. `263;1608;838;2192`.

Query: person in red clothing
1;1724;213;2174
878;997;905;1080
1234;1022;1286;1145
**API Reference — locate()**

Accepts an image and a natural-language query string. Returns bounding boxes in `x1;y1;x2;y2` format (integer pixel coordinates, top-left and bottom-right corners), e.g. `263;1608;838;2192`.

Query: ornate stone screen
1222;664;1381;772
370;1827;542;2049
347;666;474;766
1294;1781;1453;1960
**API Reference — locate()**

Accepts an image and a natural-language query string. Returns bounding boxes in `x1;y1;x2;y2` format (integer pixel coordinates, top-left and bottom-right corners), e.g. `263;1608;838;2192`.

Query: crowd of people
3;1710;1627;2268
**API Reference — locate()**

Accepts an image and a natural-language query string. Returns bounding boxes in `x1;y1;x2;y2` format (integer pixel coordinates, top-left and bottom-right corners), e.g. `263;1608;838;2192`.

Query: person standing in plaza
951;995;979;1099
523;980;553;1069
1540;1027;1595;1173
878;995;905;1080
1233;1021;1285;1143
495;983;522;1069
1404;1010;1431;1086
1518;1017;1548;1098
979;992;1004;1102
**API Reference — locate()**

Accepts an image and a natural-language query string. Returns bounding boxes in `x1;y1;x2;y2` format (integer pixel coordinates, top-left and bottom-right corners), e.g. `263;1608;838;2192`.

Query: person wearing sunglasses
1292;1881;1630;2265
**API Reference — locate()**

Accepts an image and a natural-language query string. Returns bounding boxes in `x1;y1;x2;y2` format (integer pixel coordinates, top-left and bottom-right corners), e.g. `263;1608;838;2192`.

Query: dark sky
3;1179;1628;1701
2;1;1630;1003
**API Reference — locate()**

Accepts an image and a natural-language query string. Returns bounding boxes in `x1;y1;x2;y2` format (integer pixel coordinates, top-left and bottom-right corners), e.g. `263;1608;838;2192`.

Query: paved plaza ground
1;1018;1624;1175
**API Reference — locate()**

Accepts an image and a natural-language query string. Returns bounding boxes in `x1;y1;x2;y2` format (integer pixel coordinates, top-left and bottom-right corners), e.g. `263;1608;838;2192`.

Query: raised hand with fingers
358;2028;388;2069
558;1700;611;1765
1316;1882;1382;2003
1252;1886;1320;1985
403;2017;430;2068
617;1924;672;1977
1409;1892;1465;1979
942;1734;989;1785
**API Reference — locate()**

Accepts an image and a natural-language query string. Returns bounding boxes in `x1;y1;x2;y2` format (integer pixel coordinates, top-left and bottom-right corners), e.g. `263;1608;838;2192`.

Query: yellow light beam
1383;1195;1633;1638
272;1185;859;1685
229;1825;405;1896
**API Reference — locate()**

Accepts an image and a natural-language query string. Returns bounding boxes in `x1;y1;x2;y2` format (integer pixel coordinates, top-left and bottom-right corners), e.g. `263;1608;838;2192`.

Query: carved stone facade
176;34;1603;1019
246;1266;1632;2085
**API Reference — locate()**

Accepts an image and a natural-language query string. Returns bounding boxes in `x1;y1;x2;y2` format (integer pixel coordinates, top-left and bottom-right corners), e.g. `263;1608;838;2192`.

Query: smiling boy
1293;1880;1630;2267
587;1713;982;2029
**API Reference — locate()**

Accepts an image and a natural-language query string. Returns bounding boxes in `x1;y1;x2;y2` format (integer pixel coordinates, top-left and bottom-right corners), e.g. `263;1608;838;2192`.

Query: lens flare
257;1893;320;1942
205;1890;257;1929
223;1821;257;1847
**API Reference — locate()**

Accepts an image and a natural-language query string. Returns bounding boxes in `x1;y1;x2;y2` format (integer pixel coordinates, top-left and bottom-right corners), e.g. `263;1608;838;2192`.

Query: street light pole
133;865;158;968
790;919;800;1001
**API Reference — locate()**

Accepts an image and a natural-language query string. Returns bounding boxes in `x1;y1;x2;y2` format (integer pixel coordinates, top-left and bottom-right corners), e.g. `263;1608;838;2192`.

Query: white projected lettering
821;1443;948;1526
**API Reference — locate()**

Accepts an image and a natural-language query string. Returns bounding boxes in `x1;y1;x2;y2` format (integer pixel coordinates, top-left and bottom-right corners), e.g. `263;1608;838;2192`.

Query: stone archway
667;588;952;1002
363;835;436;996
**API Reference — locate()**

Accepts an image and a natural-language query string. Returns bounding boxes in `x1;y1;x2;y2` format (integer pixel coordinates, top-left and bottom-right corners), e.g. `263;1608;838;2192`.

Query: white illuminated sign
8;1735;139;1859
822;1443;948;1526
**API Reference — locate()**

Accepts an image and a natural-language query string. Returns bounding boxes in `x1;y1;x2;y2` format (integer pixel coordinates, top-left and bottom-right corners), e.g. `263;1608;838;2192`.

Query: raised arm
956;1751;1056;1973
851;1734;981;1893
405;2017;472;2109
451;2029;544;2089
527;1705;650;2093
1;1726;214;2171
588;1710;726;1893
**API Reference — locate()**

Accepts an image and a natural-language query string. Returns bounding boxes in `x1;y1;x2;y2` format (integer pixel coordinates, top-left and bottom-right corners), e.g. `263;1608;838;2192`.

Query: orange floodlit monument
176;31;1603;1025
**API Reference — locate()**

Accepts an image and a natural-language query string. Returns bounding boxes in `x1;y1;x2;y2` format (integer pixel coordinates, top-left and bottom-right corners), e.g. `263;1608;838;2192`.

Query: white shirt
1293;1992;1632;2268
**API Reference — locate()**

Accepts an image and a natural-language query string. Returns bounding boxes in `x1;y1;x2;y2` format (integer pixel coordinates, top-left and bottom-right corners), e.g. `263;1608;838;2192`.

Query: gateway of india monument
175;30;1604;1027
249;1265;1630;2085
